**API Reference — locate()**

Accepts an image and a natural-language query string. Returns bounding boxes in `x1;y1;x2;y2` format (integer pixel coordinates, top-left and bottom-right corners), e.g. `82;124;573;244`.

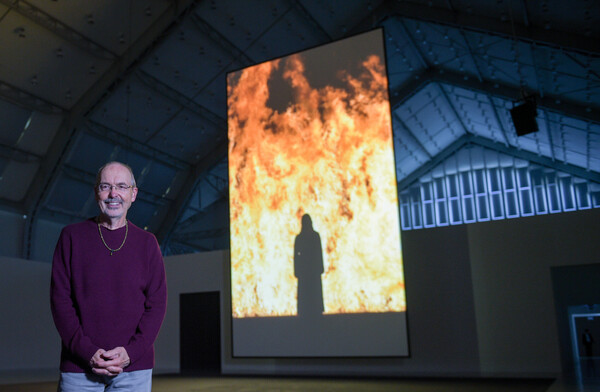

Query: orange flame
228;50;405;318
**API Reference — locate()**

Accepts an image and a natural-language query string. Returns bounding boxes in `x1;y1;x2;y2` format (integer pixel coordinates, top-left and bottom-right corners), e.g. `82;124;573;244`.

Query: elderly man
51;161;167;391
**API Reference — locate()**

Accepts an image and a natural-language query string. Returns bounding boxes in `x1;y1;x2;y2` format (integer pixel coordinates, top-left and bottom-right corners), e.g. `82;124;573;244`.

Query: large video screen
227;29;408;357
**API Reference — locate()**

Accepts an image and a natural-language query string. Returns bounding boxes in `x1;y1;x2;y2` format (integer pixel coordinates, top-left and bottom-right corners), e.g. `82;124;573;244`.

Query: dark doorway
180;292;221;375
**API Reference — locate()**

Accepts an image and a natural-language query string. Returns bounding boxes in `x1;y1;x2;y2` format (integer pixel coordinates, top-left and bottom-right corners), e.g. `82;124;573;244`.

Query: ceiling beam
395;18;428;68
435;82;471;135
20;0;198;259
0;141;42;163
0;80;64;114
134;70;226;129
0;198;26;214
385;2;600;55
189;13;255;66
346;0;393;36
153;11;268;247
85;119;189;170
42;204;89;223
155;140;227;246
389;67;600;124
288;0;332;41
154;1;323;249
485;94;511;146
0;0;116;59
397;134;470;190
176;193;228;232
392;112;432;158
398;132;600;191
468;134;600;183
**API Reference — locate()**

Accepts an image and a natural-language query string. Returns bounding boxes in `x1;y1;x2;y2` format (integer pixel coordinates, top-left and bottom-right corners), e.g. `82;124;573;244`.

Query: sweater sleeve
50;228;100;366
124;234;167;365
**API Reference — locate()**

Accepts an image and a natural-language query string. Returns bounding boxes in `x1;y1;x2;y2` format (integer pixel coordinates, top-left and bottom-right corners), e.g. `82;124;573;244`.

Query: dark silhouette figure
583;329;595;357
582;328;596;378
294;214;324;318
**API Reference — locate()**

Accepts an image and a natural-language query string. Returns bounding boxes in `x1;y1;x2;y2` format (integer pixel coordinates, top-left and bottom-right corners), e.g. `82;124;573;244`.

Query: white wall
467;209;600;375
0;256;60;374
1;208;599;380
173;209;600;377
0;250;227;379
154;250;226;374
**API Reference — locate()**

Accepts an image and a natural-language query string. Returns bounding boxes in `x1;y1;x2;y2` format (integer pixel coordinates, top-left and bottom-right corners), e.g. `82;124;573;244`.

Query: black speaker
510;100;538;136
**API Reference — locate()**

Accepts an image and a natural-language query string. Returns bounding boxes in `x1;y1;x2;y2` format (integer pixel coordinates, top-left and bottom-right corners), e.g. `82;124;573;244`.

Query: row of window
399;166;600;230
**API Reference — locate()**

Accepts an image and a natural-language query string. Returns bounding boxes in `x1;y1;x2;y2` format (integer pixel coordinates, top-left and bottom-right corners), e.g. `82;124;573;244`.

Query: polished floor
1;374;599;392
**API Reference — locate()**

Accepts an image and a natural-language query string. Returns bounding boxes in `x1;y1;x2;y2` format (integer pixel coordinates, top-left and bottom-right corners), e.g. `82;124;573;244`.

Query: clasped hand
90;347;131;376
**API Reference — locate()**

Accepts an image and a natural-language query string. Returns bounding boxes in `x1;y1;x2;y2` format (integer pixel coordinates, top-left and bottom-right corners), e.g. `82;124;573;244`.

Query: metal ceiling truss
5;0;595;258
189;13;255;67
392;112;432;158
156;2;394;248
397;134;470;190
134;70;225;131
0;80;63;114
435;82;471;135
166;171;229;233
20;0;198;259
469;133;600;183
85;120;189;171
288;0;332;41
203;172;227;197
397;132;600;191
389;67;600;125
153;7;285;247
540;108;557;162
484;94;511;146
0;0;116;60
155;140;227;245
0;140;41;163
175;178;228;233
395;17;429;68
42;204;89;223
160;0;599;252
383;2;600;55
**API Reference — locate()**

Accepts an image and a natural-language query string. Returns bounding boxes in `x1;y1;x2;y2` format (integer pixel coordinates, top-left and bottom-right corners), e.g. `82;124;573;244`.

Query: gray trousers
58;369;152;392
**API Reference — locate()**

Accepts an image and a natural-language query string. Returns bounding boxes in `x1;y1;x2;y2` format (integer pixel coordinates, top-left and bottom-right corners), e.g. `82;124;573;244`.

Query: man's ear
131;187;138;202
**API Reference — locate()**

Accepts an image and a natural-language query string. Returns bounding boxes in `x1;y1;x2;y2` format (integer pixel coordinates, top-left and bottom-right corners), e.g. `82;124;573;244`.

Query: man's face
95;163;138;221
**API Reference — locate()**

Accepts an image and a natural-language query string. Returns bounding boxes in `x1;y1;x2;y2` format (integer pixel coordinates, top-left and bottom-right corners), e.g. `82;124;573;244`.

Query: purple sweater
50;218;167;373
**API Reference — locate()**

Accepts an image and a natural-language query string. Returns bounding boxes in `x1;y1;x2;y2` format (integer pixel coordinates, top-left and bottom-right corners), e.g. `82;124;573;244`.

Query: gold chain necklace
97;220;128;256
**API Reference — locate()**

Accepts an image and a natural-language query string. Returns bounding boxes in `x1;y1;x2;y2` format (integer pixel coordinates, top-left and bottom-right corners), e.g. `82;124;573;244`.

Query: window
434;177;448;226
447;174;462;224
546;173;562;213
517;168;534;216
399;164;599;231
574;182;591;209
461;171;476;223
488;168;505;219
474;169;490;221
421;182;435;228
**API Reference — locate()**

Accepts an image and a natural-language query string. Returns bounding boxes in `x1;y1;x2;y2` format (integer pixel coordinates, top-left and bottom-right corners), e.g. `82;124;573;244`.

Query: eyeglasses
97;183;134;193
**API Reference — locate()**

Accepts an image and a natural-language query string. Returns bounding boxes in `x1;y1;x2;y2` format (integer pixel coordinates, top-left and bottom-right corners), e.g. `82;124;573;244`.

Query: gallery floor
0;374;599;392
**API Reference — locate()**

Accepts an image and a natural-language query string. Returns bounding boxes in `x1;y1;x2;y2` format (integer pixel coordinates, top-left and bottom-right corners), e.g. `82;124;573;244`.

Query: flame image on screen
228;39;405;318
